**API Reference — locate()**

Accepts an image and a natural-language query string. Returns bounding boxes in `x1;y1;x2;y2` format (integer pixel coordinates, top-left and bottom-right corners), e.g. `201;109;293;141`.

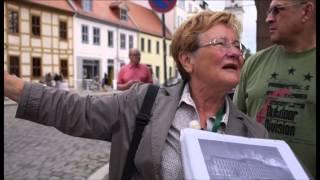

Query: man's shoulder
244;45;280;69
249;45;279;61
139;64;150;70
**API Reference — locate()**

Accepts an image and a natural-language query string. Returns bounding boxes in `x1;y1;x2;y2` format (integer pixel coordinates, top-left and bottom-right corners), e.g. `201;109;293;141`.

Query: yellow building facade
4;0;74;87
138;33;176;84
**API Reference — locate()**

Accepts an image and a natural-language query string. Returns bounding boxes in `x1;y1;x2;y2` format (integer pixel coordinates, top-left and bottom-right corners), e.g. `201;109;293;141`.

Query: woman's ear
178;52;193;74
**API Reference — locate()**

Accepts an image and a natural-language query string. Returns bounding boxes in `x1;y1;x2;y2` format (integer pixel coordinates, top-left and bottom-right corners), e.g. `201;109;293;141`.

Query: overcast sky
208;0;257;53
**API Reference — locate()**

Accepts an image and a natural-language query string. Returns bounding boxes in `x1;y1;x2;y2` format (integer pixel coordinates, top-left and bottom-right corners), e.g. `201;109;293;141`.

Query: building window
60;59;68;77
169;67;172;78
93;27;100;45
188;3;192;13
169;44;172;56
120;8;128;21
178;1;185;10
8;10;19;34
120;33;126;49
148;39;151;53
141;38;145;52
129;35;133;49
31;15;41;36
156;41;160;54
82;25;88;43
156;66;160;79
108;30;113;47
82;0;92;12
32;57;42;78
59;21;67;40
9;56;20;77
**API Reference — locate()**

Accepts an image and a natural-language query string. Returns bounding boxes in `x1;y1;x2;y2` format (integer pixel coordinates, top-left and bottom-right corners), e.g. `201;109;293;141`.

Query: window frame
8;9;19;34
120;33;126;49
93;27;100;45
129;35;133;49
31;14;41;37
31;57;42;79
156;41;160;54
148;39;151;53
60;59;69;78
156;66;160;79
108;30;114;47
81;25;89;44
82;0;92;12
120;8;128;21
8;55;20;77
141;38;145;52
59;20;68;41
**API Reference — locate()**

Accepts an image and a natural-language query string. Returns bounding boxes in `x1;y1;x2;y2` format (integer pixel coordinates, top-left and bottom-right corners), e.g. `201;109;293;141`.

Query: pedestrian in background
101;73;108;90
44;73;53;87
54;73;69;91
117;48;153;90
4;11;268;180
233;0;316;177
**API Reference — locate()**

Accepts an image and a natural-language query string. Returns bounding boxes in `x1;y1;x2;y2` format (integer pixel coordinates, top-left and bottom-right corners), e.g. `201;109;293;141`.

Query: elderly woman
4;11;267;180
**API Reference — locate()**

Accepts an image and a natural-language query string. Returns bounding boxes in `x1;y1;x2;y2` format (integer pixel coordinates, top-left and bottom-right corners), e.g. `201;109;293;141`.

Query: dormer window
120;8;127;21
82;0;92;12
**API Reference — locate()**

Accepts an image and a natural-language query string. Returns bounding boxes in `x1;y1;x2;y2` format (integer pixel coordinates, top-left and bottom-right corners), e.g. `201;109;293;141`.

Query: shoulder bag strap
121;84;160;180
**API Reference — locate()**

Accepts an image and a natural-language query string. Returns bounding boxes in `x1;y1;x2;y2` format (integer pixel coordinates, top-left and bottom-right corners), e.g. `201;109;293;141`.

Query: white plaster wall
21;21;29;34
8;35;20;45
21;65;31;76
42;24;51;36
31;38;41;47
21;35;30;46
42;12;51;24
20;8;29;21
21;52;30;64
42;54;52;65
42;37;52;48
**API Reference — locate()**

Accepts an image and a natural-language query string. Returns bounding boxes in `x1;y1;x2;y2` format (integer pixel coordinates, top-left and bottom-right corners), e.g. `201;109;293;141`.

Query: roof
70;0;171;38
70;0;138;31
126;1;171;39
20;0;172;38
23;0;74;13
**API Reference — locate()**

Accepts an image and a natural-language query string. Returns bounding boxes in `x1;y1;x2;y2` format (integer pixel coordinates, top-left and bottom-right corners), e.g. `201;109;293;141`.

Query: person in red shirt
117;48;153;90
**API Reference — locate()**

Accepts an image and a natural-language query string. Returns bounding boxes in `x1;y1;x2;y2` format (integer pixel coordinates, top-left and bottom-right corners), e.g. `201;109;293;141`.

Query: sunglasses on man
266;1;307;16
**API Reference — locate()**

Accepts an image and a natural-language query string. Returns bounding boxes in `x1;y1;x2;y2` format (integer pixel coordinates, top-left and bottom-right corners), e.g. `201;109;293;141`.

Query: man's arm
117;80;140;90
4;71;25;102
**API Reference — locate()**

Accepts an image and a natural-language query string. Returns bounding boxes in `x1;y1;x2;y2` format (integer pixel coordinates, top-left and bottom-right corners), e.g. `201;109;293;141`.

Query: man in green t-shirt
234;0;316;177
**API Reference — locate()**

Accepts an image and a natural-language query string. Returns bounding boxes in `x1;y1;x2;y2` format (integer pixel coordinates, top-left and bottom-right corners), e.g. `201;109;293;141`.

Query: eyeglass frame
266;1;307;17
196;37;247;57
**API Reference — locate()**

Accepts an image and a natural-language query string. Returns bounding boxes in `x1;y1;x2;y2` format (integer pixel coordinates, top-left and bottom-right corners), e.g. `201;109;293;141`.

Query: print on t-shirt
256;68;313;137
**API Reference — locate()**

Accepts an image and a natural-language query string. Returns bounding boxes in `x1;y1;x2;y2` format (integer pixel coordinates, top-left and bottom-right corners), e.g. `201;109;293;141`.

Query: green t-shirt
234;45;316;177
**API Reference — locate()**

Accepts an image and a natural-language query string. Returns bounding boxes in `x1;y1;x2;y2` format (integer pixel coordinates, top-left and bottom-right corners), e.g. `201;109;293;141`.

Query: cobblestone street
4;104;111;180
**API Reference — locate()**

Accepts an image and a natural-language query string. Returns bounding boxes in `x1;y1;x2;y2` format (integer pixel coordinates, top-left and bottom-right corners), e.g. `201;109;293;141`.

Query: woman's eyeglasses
197;37;247;57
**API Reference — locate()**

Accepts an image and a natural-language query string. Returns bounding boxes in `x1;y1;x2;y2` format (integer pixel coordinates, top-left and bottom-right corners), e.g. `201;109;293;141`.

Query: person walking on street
4;11;268;180
233;0;316;177
101;73;108;91
117;48;153;90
